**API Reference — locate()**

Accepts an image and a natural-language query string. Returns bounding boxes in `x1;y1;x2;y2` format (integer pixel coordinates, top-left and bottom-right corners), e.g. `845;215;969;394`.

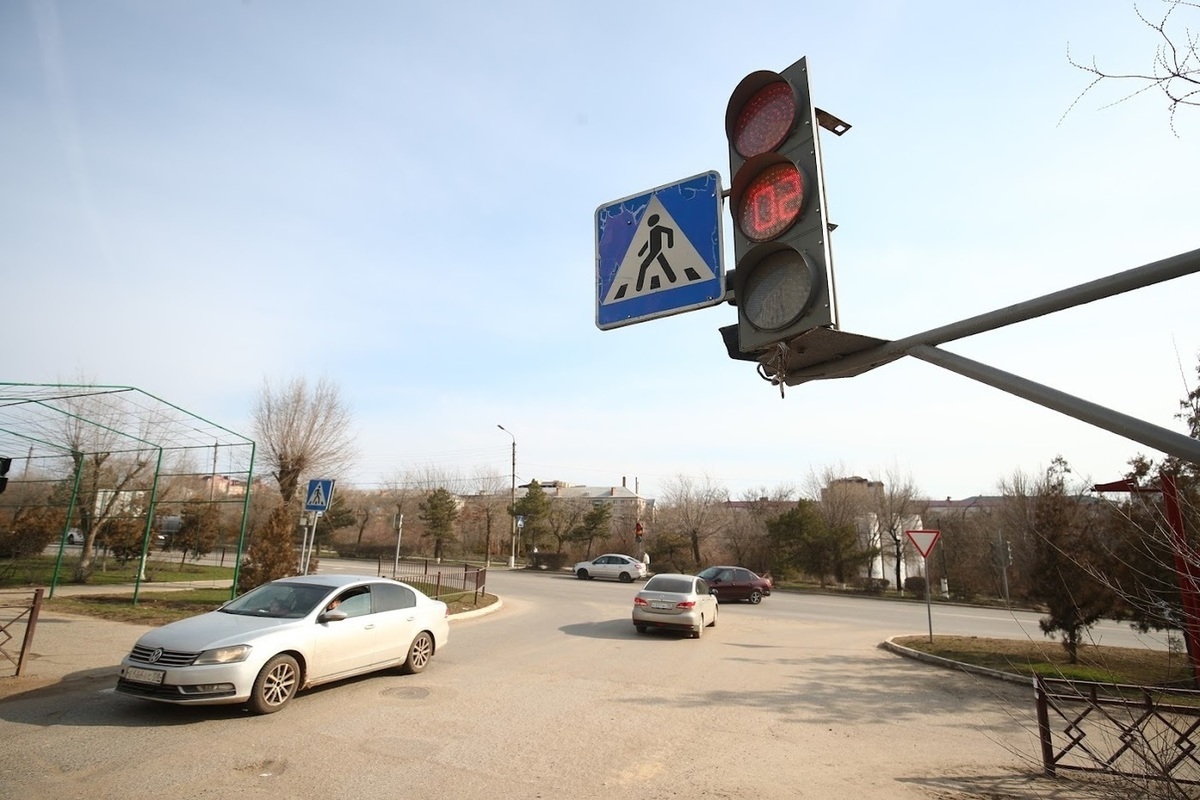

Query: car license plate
651;601;673;609
125;666;165;685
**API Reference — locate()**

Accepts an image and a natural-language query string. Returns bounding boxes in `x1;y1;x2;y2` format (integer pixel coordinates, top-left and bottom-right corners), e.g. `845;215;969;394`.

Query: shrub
854;577;891;595
904;576;927;596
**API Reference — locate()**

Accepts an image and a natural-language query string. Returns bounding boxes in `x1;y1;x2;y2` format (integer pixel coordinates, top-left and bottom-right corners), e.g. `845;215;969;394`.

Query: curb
880;637;1030;686
449;597;503;621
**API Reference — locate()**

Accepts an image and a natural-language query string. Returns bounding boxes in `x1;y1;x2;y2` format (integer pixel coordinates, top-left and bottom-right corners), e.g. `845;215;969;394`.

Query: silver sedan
632;573;718;638
115;574;449;714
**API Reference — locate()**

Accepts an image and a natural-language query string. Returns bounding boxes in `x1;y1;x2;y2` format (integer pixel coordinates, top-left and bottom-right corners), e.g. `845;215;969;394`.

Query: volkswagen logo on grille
148;648;164;663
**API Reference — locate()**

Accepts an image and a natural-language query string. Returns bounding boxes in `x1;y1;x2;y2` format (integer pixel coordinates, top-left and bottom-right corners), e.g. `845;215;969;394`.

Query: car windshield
644;576;694;594
220;582;333;619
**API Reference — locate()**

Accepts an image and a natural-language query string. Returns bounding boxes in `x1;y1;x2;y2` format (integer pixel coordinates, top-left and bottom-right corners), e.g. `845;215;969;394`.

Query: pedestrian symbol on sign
304;479;335;513
603;195;713;304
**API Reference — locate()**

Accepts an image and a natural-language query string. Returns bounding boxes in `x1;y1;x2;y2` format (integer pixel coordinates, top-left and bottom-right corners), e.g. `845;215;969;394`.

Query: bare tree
252;376;356;504
545;497;592;554
809;467;879;581
455;467;508;560
869;465;927;592
1065;1;1200;134
724;486;795;572
658;473;729;567
52;391;157;582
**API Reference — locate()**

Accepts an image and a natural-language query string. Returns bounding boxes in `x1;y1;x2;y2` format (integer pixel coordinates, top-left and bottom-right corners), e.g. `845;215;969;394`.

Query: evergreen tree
175;501;220;567
314;492;357;552
767;500;861;586
419;487;459;562
1028;458;1117;663
238;504;299;593
567;502;612;558
512;479;551;554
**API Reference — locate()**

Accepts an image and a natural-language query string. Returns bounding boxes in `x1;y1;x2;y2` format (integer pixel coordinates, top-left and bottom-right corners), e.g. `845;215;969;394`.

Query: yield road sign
595;170;724;330
906;529;941;559
304;479;335;512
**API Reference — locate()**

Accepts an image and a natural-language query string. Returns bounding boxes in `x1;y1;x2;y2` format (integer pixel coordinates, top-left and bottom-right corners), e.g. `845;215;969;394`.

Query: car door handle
363;623;376;630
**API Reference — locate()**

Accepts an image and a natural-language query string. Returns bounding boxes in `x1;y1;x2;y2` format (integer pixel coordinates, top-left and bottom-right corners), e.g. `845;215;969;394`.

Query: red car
697;566;772;604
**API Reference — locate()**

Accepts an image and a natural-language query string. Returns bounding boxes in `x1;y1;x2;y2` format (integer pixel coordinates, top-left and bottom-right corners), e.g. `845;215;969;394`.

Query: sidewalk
0;607;154;700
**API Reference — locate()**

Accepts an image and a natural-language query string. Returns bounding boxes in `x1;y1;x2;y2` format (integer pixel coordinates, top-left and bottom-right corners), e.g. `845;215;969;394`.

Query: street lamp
497;424;516;568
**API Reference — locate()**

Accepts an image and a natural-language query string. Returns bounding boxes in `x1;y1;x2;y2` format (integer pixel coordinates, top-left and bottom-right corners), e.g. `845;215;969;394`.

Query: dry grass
895;634;1196;687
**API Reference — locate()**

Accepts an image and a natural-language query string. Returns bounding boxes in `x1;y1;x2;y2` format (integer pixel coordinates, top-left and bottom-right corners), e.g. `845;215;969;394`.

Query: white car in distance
573;553;647;583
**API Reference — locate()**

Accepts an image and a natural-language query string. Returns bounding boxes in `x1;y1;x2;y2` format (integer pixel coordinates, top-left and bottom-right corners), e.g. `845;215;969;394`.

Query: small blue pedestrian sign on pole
595;170;724;330
304;479;335;513
516;515;525;529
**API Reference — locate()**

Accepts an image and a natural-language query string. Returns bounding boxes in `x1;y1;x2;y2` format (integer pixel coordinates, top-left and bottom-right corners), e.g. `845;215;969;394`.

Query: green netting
0;383;256;600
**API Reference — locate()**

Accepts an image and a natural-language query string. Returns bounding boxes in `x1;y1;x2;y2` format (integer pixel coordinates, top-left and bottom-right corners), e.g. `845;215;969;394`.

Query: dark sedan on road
697;566;772;604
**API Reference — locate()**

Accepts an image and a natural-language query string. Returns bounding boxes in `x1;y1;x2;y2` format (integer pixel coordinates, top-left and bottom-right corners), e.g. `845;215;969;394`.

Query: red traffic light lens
732;80;796;158
737;162;804;242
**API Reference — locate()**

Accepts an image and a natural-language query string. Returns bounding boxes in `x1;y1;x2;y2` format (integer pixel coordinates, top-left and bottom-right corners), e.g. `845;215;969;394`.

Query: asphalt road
0;567;1120;799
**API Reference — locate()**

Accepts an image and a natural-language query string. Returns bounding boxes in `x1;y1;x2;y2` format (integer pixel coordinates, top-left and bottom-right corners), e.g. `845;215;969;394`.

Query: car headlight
194;645;253;665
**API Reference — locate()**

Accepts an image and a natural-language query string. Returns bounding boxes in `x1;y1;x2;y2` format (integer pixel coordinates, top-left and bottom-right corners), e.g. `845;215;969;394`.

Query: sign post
302;479;335;574
906;529;942;643
393;513;403;579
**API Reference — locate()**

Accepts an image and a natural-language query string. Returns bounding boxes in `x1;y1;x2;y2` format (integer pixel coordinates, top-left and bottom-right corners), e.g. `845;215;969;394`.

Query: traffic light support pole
782;244;1200;384
906;343;1200;467
761;244;1200;467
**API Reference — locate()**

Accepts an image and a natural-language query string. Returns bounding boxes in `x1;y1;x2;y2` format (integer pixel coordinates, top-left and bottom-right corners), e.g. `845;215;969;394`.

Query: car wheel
749;590;763;604
635;625;647;634
401;631;434;675
618;572;633;583
248;654;300;714
692;617;704;639
576;569;589;580
709;607;718;627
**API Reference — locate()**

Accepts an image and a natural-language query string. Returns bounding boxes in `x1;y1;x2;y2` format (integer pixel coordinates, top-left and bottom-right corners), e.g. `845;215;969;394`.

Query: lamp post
497;424;516;568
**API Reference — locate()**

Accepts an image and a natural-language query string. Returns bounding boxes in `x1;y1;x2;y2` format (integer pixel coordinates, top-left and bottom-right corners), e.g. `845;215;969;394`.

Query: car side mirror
320;608;348;622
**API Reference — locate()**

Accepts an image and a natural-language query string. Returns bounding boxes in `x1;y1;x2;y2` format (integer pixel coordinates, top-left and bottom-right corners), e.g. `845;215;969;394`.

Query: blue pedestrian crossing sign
595;170;724;330
304;478;335;512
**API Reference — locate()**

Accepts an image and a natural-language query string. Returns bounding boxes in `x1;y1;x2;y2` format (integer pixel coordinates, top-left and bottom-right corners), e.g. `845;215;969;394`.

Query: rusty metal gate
1036;676;1200;794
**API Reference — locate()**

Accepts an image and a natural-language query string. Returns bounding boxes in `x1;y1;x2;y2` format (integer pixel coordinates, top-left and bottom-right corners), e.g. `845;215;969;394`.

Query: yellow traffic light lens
732;80;795;158
742;249;816;332
737;162;803;242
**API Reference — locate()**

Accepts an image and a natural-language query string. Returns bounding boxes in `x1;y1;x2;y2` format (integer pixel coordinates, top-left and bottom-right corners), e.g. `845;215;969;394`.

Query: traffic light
725;57;837;354
0;456;10;494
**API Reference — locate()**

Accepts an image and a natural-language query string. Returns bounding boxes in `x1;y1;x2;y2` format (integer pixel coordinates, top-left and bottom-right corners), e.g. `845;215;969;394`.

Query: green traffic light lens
737;162;804;242
733;81;796;158
742;249;817;332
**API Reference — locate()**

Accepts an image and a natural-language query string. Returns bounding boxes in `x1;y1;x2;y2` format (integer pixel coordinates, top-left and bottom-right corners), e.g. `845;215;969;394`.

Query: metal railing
1035;676;1200;792
386;560;487;605
0;588;44;677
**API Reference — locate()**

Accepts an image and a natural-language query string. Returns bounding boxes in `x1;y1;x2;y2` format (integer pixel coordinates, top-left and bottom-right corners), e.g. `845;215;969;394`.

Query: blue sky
3;1;1198;501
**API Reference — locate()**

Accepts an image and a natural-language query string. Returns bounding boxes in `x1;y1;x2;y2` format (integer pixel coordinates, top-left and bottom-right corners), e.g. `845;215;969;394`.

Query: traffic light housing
725;57;837;354
0;456;11;494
